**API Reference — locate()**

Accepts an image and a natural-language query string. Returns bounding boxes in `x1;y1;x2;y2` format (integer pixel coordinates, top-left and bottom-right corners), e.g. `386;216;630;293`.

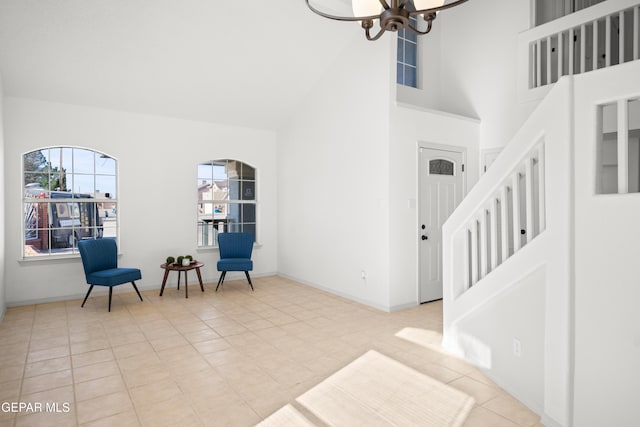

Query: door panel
419;148;464;303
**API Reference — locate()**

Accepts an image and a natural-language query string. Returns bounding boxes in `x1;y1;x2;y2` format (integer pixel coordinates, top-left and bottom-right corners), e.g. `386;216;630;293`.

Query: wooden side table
159;261;205;299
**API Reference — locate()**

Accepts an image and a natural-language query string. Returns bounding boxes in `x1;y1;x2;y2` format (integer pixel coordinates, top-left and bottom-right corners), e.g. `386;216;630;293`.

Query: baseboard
276;272;393;312
6;271;281;308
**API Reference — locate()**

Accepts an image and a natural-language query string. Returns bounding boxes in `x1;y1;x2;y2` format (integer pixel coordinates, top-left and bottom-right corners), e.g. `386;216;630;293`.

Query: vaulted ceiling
0;0;359;130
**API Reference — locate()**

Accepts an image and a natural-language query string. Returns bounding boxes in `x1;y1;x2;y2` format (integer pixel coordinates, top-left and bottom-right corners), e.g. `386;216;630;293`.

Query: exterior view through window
23;147;117;257
197;159;256;248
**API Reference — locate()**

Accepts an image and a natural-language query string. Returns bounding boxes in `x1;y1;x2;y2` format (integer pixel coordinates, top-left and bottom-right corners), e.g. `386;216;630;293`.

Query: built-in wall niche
597;98;640;194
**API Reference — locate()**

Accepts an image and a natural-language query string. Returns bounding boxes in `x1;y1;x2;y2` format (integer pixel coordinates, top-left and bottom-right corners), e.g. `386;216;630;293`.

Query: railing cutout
529;2;640;89
462;143;546;291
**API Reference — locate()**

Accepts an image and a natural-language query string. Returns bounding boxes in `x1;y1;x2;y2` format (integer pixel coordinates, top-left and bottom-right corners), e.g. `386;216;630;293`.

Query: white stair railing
518;0;640;101
460;144;545;291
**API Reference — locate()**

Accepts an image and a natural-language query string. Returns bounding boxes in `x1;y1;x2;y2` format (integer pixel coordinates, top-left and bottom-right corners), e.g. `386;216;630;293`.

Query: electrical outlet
513;338;521;357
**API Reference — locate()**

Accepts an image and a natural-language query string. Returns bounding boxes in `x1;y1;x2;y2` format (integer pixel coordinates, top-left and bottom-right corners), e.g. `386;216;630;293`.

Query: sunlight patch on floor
294;350;475;427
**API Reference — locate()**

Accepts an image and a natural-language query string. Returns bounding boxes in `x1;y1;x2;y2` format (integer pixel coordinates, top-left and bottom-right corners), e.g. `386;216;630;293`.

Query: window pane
407;31;417;43
95;154;116;175
397;62;404;85
404;65;417;88
23;149;48;172
198;163;214;180
397;37;404;63
73;148;95;174
212;161;227;180
405;41;417;66
242;223;256;238
228;179;241;200
240;163;255;180
227;203;241;227
95;175;117;199
227;222;242;233
242;204;256;223
71;174;94;196
226;160;241;179
242;181;255;200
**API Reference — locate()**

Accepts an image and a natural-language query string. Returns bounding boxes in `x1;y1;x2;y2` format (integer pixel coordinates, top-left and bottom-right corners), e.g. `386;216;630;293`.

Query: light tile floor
0;276;543;427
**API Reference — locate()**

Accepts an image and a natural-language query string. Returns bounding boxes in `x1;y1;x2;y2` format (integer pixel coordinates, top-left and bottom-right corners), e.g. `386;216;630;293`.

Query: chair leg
245;271;254;291
215;271;226;292
131;281;143;302
81;285;94;308
108;287;113;312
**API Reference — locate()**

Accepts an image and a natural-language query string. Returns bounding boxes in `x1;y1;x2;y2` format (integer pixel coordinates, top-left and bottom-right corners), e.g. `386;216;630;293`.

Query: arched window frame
22;146;118;259
197;159;257;248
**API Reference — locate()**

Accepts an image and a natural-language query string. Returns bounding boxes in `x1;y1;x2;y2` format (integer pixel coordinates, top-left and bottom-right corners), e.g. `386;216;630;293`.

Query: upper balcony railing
518;0;640;102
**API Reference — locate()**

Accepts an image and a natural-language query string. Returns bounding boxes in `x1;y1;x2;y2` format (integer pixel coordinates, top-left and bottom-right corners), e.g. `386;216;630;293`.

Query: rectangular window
397;16;418;88
198;159;257;248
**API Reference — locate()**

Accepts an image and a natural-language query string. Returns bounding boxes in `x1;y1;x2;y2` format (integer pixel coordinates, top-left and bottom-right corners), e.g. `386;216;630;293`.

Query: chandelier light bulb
352;0;382;17
413;0;446;9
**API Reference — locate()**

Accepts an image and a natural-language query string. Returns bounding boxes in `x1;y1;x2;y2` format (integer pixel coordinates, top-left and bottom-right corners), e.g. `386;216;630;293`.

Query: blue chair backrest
78;239;118;277
218;233;254;259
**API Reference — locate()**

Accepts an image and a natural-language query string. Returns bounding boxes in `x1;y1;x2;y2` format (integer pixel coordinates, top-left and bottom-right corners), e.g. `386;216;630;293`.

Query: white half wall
277;35;393;311
3;98;278;305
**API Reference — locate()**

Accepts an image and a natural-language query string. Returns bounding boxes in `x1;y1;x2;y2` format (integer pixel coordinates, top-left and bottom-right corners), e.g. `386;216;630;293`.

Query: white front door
419;147;464;303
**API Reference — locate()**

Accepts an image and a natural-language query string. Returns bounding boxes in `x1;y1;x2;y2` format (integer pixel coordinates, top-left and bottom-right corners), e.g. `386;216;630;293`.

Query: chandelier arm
413;0;469;15
378;0;390;10
406;19;433;36
365;26;387;41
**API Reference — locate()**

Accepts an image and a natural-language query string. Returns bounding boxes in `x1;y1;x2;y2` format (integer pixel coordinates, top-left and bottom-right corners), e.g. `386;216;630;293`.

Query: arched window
197;159;256;248
23;147;117;258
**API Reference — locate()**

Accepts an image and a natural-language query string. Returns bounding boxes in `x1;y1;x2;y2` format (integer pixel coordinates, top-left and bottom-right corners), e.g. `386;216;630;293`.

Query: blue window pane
397;37;404;63
405;42;417;66
406;29;417;43
397;62;403;85
242;204;256;223
404;65;417;88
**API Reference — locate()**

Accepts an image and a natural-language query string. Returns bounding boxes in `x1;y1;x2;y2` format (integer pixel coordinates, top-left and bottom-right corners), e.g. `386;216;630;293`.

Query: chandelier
305;0;469;41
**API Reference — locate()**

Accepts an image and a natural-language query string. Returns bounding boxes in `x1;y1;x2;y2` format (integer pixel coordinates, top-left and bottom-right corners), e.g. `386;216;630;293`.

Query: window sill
19;252;125;263
19;253;81;264
196;243;262;253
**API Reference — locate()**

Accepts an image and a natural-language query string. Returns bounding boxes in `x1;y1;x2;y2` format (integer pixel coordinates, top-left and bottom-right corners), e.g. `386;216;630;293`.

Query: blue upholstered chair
216;232;254;291
78;239;143;311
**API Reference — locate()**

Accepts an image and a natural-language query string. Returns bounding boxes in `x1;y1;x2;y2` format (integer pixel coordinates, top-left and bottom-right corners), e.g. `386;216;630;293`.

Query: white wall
455;266;546;406
572;61;640;427
3;98;278;305
277;35;393;310
388;105;479;310
437;0;538;151
0;73;6;318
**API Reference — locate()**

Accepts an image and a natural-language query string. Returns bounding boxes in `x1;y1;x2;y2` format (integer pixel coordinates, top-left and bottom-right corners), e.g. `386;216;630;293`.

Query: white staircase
441;49;640;427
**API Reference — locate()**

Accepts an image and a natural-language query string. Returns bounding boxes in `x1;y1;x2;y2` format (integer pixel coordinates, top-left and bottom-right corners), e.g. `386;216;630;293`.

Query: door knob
421;235;428;241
